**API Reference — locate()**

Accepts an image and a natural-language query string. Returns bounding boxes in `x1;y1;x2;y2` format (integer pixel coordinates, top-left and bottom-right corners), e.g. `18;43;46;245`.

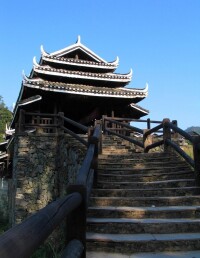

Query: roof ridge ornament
145;82;149;92
76;35;81;44
41;45;48;56
111;56;119;66
33;56;39;67
128;68;133;78
22;70;29;82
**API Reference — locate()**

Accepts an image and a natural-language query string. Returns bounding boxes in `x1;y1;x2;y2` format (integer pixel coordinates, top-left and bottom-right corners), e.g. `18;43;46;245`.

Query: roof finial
22;70;29;81
33;56;39;67
145;82;149;91
77;35;81;44
41;45;47;56
129;68;133;77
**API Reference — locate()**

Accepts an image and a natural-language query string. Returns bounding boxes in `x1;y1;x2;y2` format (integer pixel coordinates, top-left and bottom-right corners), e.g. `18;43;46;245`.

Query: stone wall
0;179;8;225
8;133;87;226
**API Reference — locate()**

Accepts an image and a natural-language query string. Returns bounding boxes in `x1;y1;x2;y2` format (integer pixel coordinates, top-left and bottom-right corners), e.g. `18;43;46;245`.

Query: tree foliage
0;96;12;142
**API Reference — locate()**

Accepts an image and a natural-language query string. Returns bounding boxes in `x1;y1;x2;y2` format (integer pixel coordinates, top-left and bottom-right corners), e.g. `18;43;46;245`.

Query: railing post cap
163;118;170;122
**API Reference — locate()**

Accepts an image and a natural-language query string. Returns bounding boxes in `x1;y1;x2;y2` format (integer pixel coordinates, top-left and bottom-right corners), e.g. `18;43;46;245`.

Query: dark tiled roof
23;79;147;99
34;65;132;82
42;55;118;68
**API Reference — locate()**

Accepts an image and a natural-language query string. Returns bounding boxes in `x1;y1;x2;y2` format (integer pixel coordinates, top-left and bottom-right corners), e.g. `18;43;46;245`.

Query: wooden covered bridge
0;38;200;257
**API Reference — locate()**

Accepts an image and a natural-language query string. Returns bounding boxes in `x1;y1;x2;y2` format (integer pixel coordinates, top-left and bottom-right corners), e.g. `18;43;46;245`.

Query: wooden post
193;136;200;187
172;120;179;141
95;120;102;154
58;112;64;134
66;185;87;258
18;109;25;133
143;129;153;153
88;128;100;187
87;126;93;144
102;115;107;135
147;118;151;130
163;118;171;152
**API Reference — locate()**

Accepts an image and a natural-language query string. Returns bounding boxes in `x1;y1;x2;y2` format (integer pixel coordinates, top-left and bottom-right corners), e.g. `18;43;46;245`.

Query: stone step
91;187;200;197
98;159;188;165
87;205;200;219
98;166;191;174
97;179;195;189
89;196;200;207
88;136;199;255
86;232;200;253
99;164;190;170
87;217;200;234
98;171;194;182
86;250;200;258
99;154;181;160
99;153;177;158
102;151;131;155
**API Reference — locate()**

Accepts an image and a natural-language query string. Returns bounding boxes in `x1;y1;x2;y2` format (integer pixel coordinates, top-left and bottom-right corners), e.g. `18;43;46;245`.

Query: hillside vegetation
185;126;200;135
0;96;12;142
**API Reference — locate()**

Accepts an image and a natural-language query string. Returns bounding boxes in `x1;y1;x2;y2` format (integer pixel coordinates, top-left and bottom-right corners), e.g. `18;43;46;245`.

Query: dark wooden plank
144;140;164;153
193;136;200;187
76;144;95;184
167;122;194;143
61;239;84;258
105;117;162;124
61;126;88;146
105;118;143;134
105;128;144;148
26;112;57;117
166;139;194;167
0;193;82;258
61;115;88;133
143;123;163;137
66;185;87;258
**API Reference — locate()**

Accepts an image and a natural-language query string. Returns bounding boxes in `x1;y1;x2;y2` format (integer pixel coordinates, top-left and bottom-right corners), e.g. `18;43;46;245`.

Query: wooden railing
103;116;200;187
0;112;102;258
2;111;200;257
103;116;144;148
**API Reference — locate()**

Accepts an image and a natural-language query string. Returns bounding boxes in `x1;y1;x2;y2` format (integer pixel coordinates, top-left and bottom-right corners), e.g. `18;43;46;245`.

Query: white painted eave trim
23;82;147;99
130;103;149;114
121;83;148;96
0;153;8;160
33;66;132;82
18;96;42;106
41;55;119;69
47;36;107;63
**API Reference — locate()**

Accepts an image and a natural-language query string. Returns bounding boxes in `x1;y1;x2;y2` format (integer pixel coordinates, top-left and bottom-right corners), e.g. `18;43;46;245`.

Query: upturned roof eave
22;80;148;100
41;55;119;70
33;66;132;83
130;103;149;115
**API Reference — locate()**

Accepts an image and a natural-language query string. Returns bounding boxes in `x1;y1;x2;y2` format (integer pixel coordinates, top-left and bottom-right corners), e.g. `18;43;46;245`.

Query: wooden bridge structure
0;110;200;257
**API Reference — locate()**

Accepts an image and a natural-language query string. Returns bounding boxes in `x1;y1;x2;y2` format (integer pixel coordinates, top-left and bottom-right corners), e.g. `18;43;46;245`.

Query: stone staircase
86;135;200;256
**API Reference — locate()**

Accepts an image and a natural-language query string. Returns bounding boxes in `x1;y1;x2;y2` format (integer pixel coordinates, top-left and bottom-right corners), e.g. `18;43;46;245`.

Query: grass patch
182;144;193;159
30;242;61;258
0;216;9;235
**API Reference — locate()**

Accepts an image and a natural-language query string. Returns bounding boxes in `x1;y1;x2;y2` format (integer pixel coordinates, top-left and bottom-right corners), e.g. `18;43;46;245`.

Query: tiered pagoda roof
12;36;149;127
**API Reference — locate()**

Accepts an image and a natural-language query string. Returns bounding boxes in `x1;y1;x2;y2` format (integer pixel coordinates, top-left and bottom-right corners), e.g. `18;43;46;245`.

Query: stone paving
87;250;200;258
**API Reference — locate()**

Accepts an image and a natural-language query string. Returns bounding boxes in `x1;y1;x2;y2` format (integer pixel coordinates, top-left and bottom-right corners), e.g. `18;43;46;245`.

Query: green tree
0;96;12;142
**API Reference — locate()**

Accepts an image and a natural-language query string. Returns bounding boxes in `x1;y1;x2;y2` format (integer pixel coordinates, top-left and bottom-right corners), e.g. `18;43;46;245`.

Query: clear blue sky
0;0;199;129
